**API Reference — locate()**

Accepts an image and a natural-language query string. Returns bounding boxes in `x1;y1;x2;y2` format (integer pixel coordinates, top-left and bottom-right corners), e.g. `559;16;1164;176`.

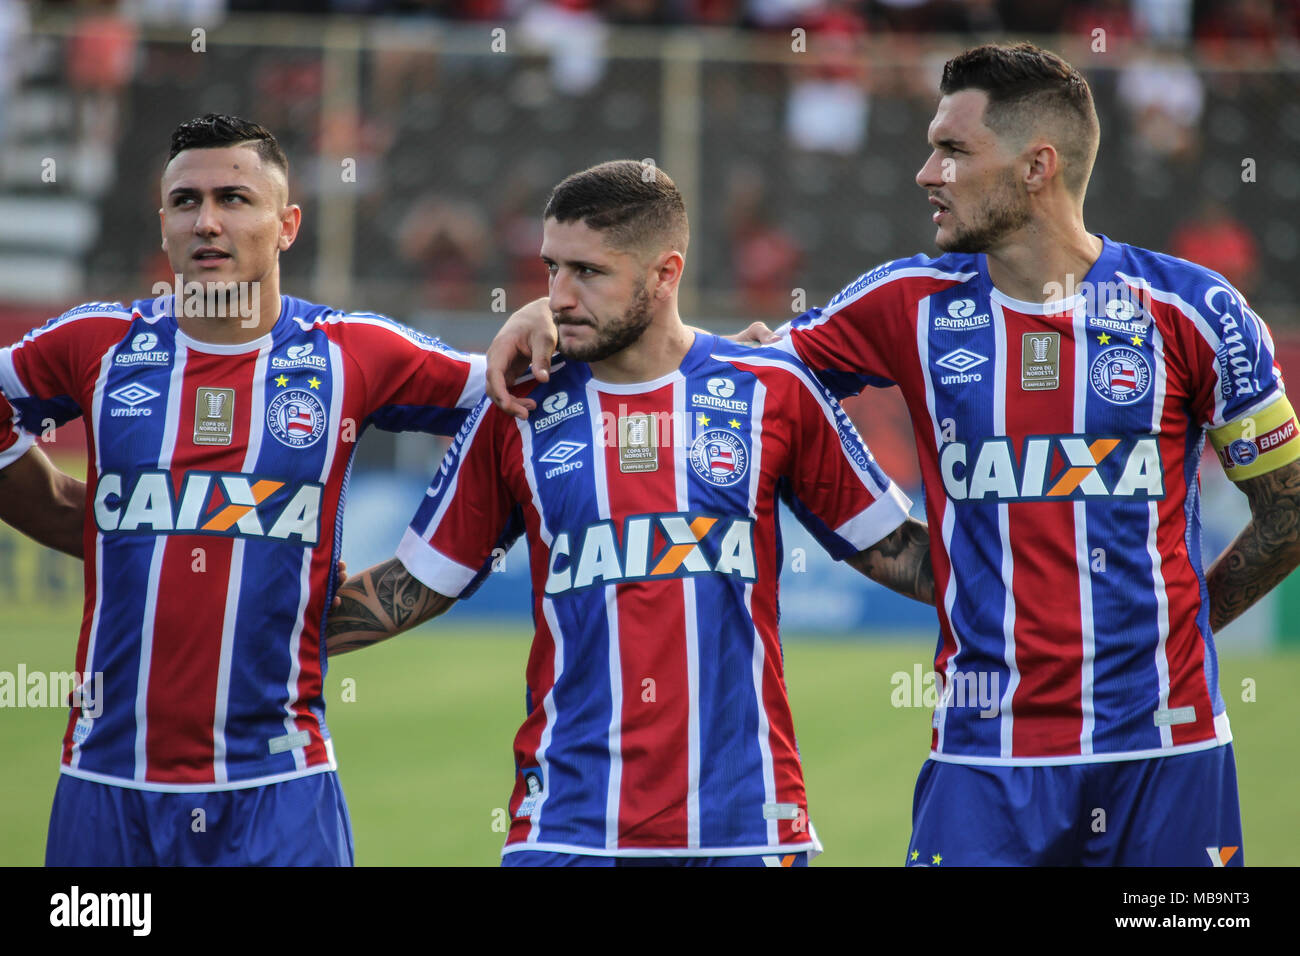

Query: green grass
2;603;1297;865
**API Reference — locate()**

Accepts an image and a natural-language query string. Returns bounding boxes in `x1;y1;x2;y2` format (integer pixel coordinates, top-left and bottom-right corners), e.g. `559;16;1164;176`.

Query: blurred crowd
23;0;1300;47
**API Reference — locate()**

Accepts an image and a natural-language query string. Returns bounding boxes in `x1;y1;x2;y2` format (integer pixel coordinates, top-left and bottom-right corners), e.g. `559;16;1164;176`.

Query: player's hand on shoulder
486;297;557;420
724;321;781;347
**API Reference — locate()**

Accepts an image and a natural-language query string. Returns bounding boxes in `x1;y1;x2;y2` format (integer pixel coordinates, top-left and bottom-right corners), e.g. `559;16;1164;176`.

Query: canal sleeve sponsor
396;396;514;597
781;363;912;556
1208;393;1300;481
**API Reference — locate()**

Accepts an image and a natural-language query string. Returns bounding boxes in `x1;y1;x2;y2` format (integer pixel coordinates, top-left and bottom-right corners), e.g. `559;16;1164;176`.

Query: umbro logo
108;383;161;417
538;440;586;465
936;348;987;373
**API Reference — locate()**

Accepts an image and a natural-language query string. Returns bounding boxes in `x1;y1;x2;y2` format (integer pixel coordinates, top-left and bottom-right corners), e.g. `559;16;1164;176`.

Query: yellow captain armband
1208;396;1300;481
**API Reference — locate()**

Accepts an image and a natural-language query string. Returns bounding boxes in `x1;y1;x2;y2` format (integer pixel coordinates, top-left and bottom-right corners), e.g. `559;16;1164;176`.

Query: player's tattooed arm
325;557;456;655
847;517;935;606
0;445;85;559
1206;458;1300;631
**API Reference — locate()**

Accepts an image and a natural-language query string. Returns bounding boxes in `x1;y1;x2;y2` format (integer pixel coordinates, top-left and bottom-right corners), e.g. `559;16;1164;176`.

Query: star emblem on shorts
308;376;322;389
274;375;289;388
1097;332;1111;345
931;852;943;865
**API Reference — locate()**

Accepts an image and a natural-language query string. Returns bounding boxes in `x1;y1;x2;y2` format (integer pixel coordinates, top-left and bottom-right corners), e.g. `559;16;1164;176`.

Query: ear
159;208;167;250
1024;143;1059;194
652;250;685;300
278;203;303;252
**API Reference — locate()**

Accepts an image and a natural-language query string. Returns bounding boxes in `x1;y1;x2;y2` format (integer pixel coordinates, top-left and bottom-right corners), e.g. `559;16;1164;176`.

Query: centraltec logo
940;435;1164;501
271;342;328;370
933;297;991;331
94;470;323;543
115;331;170;366
545;512;756;594
693;376;749;413
534;390;585;431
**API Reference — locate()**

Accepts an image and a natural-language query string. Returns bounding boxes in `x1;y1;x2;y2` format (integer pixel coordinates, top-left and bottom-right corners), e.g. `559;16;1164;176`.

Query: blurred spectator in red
785;0;870;155
1117;48;1203;167
1063;0;1136;52
1168;198;1260;298
1197;0;1281;67
396;195;491;309
67;0;139;147
725;166;803;316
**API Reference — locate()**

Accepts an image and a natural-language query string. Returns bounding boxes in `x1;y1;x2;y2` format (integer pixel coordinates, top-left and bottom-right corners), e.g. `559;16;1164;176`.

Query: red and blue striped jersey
0;392;33;468
397;333;912;857
0;295;484;791
778;236;1298;765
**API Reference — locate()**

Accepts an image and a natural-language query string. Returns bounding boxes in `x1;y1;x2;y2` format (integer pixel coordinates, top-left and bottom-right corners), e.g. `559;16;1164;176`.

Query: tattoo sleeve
325;557;455;656
846;517;936;606
1206;458;1300;631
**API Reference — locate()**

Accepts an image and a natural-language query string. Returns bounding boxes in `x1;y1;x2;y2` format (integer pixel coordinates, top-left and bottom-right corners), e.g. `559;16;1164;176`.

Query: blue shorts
906;744;1243;866
503;851;811;867
45;770;354;866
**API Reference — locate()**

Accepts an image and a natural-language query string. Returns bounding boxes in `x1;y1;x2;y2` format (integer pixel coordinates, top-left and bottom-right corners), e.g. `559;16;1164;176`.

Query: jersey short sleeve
331;313;486;435
395;396;518;596
0;392;35;470
1180;280;1300;481
776;360;912;557
0;303;131;434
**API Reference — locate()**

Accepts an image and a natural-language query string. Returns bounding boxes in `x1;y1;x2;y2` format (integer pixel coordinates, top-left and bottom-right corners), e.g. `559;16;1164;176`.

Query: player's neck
984;215;1103;305
174;273;283;345
588;312;695;384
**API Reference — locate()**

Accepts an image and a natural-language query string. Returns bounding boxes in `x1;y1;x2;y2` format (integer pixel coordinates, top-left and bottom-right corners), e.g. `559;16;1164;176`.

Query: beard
557;280;654;363
936;167;1032;254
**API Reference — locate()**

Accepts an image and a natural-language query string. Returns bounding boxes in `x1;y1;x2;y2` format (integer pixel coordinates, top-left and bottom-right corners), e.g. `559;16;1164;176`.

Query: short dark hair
544;160;689;257
940;43;1099;196
167;114;288;178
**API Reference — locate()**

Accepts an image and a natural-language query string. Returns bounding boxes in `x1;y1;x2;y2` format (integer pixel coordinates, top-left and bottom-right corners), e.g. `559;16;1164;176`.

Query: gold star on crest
729;418;742;430
308;376;322;390
1097;332;1111;345
696;413;710;427
1130;335;1144;346
274;374;289;388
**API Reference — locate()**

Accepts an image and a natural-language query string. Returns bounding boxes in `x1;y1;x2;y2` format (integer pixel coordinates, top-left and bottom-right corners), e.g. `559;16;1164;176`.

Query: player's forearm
847;517;935;606
1206;460;1300;631
0;446;85;558
325;557;455;655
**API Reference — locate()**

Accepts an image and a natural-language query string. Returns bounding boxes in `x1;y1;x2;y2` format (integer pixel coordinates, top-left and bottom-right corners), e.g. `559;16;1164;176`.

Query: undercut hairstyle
940;43;1099;197
544;160;689;259
167;114;289;178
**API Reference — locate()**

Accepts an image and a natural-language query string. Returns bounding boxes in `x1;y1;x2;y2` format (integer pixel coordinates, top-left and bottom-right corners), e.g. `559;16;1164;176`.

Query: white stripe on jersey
674;375;703;851
989;300;1019;760
213;343;272;783
915;298;958;753
1072;300;1097;756
133;343;188;781
585;380;624;851
1146;321;1175;749
517;417;559;843
745;379;778;846
72;345;118;770
0;347;27;398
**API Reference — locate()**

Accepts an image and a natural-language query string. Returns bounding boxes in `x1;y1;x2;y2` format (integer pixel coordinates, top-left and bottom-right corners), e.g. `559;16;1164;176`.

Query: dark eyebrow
540;255;604;272
932;137;968;151
167;184;255;201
